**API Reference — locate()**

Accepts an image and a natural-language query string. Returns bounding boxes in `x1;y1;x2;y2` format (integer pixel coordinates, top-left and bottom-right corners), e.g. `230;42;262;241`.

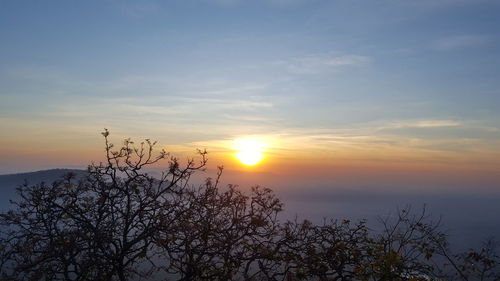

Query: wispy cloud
432;35;490;51
193;84;267;96
385;120;462;129
47;96;273;120
323;55;370;66
243;118;499;158
174;97;273;110
279;53;370;74
104;74;269;99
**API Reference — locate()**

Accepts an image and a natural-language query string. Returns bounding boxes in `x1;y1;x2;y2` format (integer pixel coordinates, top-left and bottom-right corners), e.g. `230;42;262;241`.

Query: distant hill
0;169;87;211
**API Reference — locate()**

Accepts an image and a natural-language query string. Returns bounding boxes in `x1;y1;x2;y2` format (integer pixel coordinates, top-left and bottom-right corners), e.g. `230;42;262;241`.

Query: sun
233;138;265;166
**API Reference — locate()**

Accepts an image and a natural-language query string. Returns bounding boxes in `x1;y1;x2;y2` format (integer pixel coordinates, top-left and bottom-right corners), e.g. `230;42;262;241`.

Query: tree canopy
1;131;499;281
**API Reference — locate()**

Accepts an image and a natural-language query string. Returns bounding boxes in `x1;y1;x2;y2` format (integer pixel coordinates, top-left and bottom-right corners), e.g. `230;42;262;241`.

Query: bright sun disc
234;138;264;166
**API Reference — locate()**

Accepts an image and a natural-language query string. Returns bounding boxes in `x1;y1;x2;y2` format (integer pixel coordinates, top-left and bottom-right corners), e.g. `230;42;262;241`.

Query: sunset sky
1;0;499;193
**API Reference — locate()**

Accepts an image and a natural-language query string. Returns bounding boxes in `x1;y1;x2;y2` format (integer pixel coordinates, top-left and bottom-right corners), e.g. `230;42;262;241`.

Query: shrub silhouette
1;131;498;281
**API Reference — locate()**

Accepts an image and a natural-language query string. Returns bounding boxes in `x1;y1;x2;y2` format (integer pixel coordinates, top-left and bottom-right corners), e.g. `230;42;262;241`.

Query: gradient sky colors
1;0;499;193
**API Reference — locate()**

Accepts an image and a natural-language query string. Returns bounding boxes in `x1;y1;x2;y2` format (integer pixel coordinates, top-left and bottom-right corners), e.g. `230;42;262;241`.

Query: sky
1;0;500;196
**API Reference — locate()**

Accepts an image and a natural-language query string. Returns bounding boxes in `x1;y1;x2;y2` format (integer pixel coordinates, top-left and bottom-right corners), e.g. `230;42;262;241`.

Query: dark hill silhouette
0;169;87;211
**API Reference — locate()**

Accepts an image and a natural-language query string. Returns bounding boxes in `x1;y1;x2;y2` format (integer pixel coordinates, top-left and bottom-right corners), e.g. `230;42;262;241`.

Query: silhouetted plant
295;219;369;281
156;166;284;280
0;129;207;280
1;131;499;281
355;206;445;281
433;237;500;281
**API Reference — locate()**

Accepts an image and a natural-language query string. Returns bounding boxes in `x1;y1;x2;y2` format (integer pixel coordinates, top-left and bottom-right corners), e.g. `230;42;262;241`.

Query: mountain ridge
0;169;87;210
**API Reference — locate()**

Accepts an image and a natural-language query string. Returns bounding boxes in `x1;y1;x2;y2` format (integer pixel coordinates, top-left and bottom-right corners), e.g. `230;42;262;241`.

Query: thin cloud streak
384;120;462;129
432;35;490;51
277;53;370;74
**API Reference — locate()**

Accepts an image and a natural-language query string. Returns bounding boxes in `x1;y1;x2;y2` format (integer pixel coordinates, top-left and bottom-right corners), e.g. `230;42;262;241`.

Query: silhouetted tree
452;238;500;281
156;167;284;280
0;129;207;280
356;206;445;281
1;131;499;281
291;219;369;281
432;236;500;281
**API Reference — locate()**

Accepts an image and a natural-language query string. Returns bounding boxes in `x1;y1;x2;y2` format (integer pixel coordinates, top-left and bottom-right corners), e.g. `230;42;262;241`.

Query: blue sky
1;0;500;177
